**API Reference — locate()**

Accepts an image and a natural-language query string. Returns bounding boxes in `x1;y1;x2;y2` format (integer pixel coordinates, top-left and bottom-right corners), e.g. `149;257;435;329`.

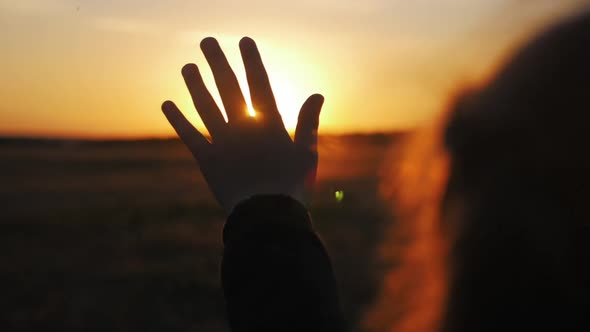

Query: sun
240;60;306;132
267;76;301;131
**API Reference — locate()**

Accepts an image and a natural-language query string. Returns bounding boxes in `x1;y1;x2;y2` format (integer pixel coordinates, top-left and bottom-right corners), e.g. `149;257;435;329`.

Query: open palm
162;37;323;213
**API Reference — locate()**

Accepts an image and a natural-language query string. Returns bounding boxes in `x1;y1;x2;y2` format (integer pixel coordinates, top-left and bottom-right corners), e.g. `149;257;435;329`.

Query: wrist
222;185;308;214
223;194;313;245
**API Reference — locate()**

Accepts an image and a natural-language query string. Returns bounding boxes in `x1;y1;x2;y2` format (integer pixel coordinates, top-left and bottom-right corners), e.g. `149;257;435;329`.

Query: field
0;134;403;331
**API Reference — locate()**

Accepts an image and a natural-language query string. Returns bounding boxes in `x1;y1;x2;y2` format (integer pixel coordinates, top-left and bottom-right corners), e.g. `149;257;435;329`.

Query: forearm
221;195;345;332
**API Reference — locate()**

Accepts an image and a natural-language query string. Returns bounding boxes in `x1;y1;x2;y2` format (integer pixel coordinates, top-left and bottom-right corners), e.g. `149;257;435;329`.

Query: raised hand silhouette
162;37;324;213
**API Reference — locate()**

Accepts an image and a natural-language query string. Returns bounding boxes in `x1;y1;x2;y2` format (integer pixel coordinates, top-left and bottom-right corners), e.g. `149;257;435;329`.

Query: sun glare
246;104;256;118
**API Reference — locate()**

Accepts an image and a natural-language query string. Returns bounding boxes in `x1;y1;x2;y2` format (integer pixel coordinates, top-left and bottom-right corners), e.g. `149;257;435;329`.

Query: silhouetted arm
161;37;344;331
222;195;345;332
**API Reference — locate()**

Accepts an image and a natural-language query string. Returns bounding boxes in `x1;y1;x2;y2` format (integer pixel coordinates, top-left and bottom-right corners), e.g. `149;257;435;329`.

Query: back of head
442;9;590;332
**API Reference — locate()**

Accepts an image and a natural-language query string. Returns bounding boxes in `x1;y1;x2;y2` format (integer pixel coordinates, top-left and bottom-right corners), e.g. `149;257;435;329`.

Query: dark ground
0;134;403;331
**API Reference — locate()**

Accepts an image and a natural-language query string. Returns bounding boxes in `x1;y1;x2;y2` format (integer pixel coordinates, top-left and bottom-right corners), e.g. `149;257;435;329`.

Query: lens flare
335;190;344;203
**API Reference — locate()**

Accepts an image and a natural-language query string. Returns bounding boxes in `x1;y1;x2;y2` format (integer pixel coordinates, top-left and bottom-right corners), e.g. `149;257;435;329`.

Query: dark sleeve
221;195;345;332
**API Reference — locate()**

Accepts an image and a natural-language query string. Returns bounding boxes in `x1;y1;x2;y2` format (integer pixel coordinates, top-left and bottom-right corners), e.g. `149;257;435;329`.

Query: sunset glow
189;36;323;132
0;0;586;138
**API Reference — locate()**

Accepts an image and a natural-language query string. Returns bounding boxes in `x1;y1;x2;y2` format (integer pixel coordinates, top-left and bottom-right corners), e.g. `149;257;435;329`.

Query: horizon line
0;130;410;142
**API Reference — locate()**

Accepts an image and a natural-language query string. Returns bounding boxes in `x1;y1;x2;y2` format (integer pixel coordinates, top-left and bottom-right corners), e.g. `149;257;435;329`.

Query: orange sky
0;0;587;138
